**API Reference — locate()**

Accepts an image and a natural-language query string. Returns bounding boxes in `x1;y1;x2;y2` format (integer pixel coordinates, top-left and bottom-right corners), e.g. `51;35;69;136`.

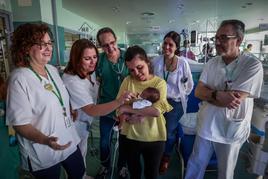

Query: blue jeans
99;115;127;169
163;99;184;156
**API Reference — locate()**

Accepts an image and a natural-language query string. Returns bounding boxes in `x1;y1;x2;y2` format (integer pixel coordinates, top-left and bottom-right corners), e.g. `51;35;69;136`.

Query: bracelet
211;90;217;100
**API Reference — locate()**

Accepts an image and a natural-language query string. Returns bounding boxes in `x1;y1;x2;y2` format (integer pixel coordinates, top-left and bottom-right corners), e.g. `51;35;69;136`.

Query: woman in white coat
153;31;194;175
7;23;84;179
62;39;133;178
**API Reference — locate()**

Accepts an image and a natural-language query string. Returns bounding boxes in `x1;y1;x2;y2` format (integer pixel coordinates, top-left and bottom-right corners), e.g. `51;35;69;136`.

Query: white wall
56;0;99;37
39;0;100;37
245;30;268;54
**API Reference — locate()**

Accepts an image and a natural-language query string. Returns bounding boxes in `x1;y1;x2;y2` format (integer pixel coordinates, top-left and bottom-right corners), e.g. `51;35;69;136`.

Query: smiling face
80;48;98;75
99;32;119;59
28;33;53;66
215;24;242;59
126;55;151;81
162;37;177;58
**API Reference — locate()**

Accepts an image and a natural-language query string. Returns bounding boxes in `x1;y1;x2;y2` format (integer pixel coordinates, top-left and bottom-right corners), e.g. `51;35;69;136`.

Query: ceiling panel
62;0;268;34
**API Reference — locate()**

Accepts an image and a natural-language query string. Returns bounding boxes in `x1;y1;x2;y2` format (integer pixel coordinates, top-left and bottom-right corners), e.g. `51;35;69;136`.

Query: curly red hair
11;23;53;67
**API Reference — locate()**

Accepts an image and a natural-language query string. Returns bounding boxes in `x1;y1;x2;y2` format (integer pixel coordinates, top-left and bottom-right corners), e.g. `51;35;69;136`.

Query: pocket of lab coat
225;101;248;122
225;119;247;140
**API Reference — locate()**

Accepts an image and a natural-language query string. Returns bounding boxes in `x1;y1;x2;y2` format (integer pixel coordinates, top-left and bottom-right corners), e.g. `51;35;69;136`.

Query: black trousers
28;147;85;179
125;138;165;179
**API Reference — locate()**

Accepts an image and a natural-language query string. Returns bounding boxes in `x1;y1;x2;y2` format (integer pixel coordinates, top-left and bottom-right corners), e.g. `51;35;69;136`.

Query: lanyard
29;66;71;128
29;66;65;108
163;70;170;81
163;56;175;81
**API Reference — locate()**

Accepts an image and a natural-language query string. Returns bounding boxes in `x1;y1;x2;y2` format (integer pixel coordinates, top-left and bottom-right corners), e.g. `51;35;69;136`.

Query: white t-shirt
62;73;99;138
6;64;80;171
197;54;263;144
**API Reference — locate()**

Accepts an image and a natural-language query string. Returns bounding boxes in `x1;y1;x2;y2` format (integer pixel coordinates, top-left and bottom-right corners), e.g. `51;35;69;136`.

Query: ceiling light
246;2;253;5
177;3;184;9
141;12;155;23
141;12;155;16
112;6;120;13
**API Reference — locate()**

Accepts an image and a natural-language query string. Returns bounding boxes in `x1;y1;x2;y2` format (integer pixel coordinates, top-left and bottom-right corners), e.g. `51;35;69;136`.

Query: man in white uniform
185;19;263;179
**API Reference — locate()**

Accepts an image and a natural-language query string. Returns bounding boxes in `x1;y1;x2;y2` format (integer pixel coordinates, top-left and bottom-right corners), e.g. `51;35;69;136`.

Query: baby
118;87;160;128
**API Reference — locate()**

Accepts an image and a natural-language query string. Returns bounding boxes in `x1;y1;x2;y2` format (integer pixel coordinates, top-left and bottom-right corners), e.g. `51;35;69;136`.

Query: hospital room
0;0;268;179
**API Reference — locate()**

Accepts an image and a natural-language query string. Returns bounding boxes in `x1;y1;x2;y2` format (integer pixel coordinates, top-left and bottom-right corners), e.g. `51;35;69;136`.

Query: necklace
29;66;71;128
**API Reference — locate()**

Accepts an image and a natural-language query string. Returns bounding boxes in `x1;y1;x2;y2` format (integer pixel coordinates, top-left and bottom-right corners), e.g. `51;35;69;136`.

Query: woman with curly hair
6;23;85;179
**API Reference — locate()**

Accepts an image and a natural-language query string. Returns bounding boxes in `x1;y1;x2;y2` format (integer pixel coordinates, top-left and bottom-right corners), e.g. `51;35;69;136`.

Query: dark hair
64;39;99;79
202;43;213;54
142;87;160;103
96;27;117;46
11;23;53;67
164;31;181;55
183;39;192;48
125;45;153;74
219;19;245;39
247;44;253;49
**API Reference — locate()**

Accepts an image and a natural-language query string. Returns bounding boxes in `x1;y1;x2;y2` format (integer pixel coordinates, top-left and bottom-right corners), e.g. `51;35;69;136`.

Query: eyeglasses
101;40;116;49
34;41;54;50
214;35;237;43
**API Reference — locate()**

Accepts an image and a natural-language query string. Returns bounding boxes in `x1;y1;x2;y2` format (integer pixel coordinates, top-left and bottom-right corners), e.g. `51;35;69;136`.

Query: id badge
64;116;72;128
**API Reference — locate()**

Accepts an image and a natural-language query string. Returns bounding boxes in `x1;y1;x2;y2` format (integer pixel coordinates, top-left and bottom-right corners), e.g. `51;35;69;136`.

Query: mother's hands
127;114;145;124
118;105;145;124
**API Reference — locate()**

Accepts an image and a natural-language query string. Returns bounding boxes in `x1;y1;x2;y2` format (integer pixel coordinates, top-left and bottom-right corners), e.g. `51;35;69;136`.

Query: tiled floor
85;137;259;179
0;120;261;179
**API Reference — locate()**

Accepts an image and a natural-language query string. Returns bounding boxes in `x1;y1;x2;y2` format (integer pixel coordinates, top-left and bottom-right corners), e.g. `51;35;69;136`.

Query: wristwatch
211;90;217;100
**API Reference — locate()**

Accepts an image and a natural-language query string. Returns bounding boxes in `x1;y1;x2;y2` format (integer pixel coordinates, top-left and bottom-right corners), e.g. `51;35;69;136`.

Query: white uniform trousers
78;133;89;166
184;135;244;179
75;120;90;167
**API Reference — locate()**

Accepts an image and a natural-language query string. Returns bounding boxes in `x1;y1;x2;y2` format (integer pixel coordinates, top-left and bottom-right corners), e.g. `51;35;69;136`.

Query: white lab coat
62;72;99;164
6;64;80;171
153;55;194;115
